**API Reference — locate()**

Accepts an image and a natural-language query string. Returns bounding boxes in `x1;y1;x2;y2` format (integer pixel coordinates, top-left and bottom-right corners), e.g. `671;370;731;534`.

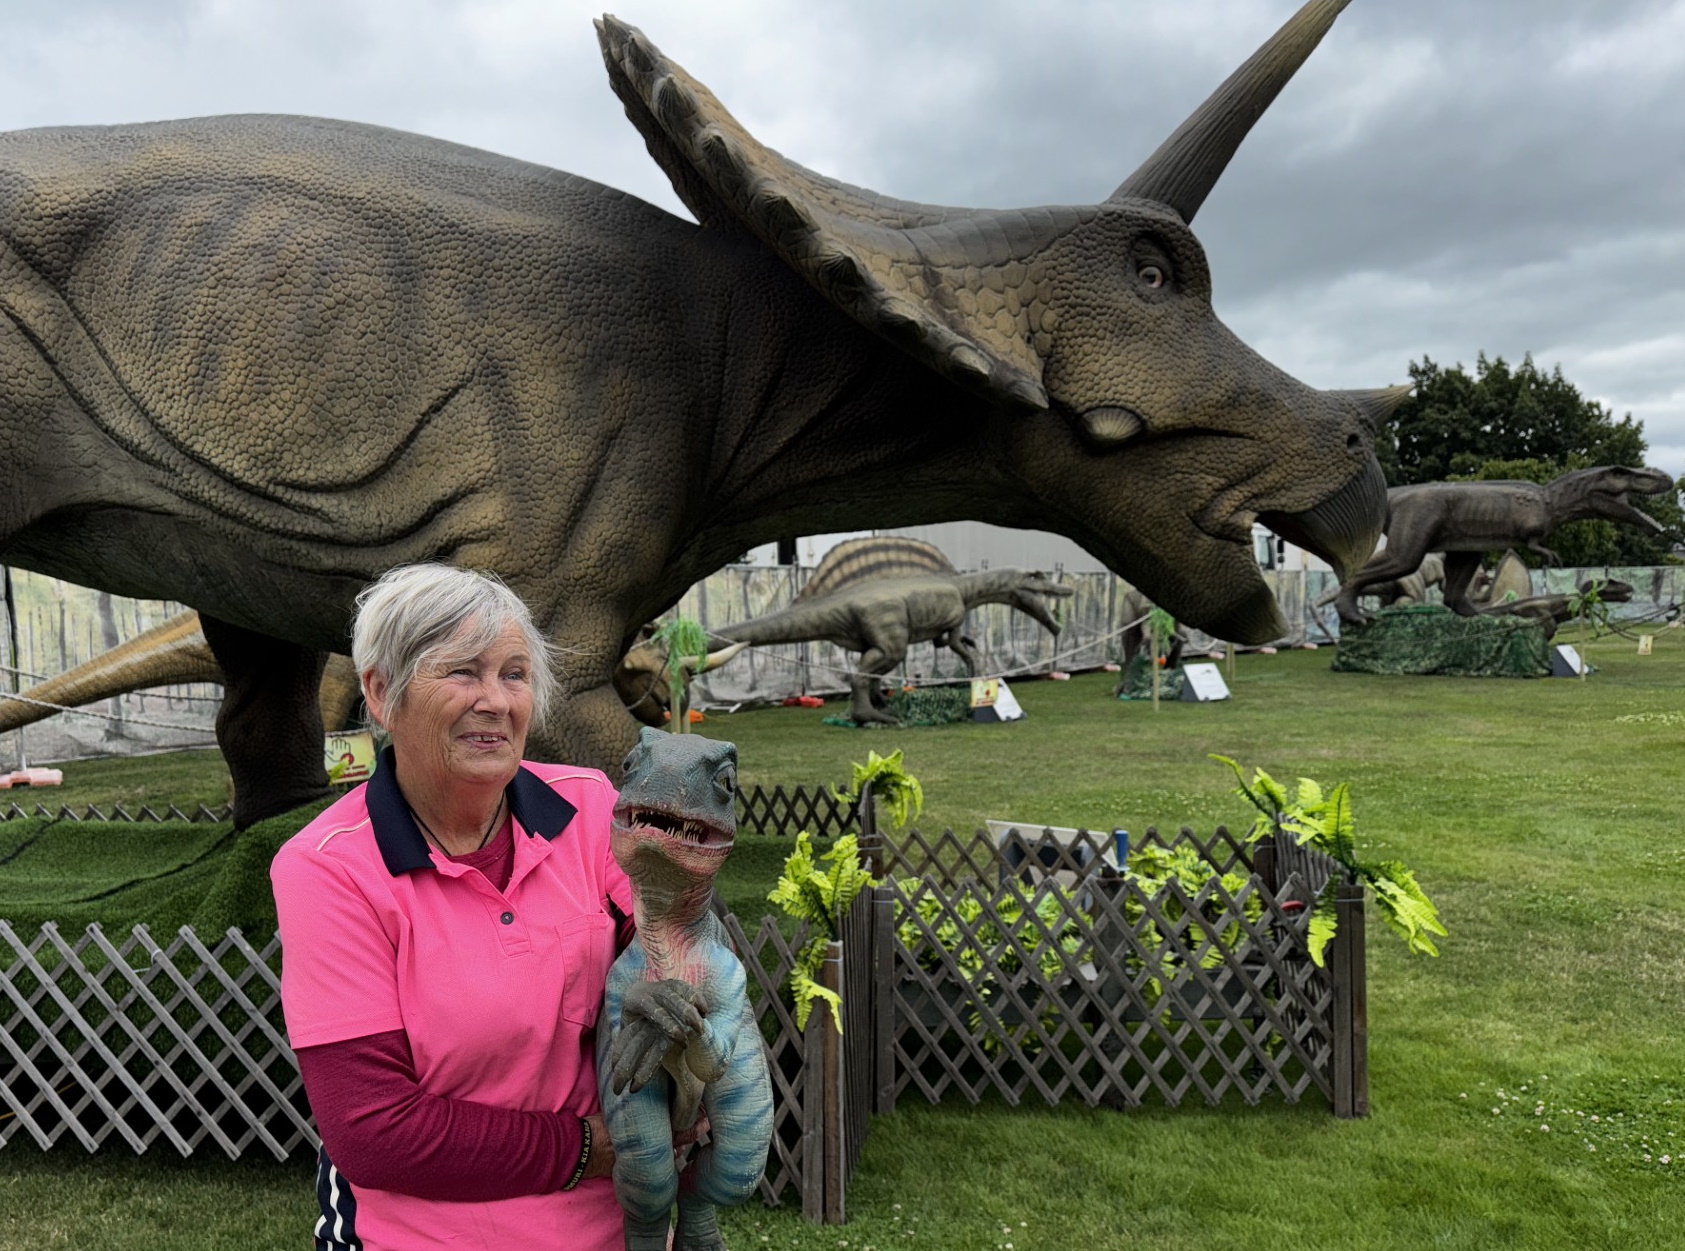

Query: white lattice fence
0;921;314;1160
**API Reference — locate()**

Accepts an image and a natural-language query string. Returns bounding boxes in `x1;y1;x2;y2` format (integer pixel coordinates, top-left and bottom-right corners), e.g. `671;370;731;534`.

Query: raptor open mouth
620;807;735;852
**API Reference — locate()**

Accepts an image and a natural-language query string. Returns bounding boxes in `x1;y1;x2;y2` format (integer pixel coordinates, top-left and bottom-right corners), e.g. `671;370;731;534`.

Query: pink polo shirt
272;750;634;1251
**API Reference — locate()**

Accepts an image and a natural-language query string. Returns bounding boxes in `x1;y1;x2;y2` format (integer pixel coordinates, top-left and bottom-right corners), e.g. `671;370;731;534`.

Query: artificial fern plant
1212;755;1447;967
650;616;709;732
767;831;877;1031
836;748;924;829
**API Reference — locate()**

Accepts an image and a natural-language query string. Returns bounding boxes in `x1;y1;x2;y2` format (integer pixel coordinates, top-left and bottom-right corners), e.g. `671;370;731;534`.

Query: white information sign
971;678;1026;722
1178;662;1232;702
1550;644;1586;678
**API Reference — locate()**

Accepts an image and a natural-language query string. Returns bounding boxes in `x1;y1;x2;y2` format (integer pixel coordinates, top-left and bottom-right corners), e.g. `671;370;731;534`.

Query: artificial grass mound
1331;604;1552;678
0;790;816;944
1114;653;1187;700
0;797;333;942
823;683;972;728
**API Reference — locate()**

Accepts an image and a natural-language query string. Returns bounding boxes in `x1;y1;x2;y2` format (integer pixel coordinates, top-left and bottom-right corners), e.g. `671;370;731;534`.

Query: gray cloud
1;0;1680;470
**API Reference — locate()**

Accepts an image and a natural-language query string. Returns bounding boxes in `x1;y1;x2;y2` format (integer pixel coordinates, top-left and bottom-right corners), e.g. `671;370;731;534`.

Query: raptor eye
621;748;639;776
714;764;737;803
1137;263;1166;290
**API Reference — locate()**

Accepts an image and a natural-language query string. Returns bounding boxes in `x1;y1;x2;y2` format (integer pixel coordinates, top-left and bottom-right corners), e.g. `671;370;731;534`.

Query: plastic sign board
1550;645;1586;678
326;730;378;784
1178;662;1232;702
970;678;1026;722
1638;634;1654;656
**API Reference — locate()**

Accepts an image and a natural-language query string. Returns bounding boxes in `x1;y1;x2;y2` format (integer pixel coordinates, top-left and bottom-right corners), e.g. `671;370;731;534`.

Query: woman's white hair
352;564;558;723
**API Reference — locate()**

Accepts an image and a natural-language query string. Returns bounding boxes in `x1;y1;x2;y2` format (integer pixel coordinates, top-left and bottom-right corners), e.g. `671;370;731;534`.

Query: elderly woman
272;564;634;1250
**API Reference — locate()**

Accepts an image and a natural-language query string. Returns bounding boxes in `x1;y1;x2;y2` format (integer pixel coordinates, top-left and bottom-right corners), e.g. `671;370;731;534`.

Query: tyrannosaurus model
0;1;1395;824
716;565;1073;724
600;729;772;1251
1335;466;1673;623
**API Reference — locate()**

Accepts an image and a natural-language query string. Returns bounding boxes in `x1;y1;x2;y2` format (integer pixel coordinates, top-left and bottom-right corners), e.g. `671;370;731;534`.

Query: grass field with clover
4;625;1684;1249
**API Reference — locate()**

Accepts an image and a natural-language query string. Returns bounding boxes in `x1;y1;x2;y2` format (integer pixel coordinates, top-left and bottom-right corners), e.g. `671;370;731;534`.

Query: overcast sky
3;0;1682;472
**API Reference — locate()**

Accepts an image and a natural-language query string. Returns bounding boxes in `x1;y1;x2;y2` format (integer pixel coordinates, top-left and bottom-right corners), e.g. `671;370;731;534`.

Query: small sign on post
326;730;378;784
1550;644;1587;678
970;678;1025;722
1638;634;1654;656
1178;662;1232;702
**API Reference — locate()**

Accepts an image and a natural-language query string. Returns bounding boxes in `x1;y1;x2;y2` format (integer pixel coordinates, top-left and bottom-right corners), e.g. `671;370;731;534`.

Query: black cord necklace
410;794;506;855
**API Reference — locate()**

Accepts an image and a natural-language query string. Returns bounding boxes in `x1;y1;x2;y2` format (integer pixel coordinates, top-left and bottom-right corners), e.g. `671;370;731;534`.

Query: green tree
1379;353;1679;565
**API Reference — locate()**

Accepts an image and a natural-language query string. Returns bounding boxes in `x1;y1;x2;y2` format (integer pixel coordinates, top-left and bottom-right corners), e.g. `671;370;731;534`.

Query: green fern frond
1306;879;1341;968
788;936;844;1033
1365;864;1448;957
836;749;925;829
650;616;710;707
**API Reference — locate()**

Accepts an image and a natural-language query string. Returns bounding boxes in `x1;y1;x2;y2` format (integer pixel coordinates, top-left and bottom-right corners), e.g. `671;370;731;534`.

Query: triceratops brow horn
1109;0;1353;221
677;641;749;675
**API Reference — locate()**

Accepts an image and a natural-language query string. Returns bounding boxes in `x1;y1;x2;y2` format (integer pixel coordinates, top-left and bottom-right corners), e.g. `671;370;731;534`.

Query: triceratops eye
714;763;737;803
1137;263;1166;290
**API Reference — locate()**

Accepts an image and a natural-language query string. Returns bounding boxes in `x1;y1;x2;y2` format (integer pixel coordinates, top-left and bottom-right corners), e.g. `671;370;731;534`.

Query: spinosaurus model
1334;467;1673;624
714;552;1075;725
600;729;772;1251
0;1;1395;824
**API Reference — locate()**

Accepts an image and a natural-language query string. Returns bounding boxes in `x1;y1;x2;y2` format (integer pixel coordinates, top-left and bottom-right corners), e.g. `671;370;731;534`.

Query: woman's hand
582;1113;615;1180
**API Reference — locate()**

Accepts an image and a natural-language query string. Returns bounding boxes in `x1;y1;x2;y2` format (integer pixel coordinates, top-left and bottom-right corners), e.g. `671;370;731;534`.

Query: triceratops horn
1109;0;1352;221
678;642;749;675
1326;382;1416;431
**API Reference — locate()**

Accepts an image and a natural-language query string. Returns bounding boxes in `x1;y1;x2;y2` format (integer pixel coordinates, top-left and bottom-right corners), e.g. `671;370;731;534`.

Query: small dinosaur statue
718;568;1074;724
1335;466;1673;623
599;728;773;1251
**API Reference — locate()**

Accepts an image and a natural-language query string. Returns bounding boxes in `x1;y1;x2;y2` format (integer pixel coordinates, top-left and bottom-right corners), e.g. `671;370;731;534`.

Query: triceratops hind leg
199;614;332;828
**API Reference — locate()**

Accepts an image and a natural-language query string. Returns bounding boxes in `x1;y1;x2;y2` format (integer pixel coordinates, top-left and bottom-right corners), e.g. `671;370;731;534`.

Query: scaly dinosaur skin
0;2;1393;823
599;729;772;1251
719;568;1074;724
1336;467;1673;623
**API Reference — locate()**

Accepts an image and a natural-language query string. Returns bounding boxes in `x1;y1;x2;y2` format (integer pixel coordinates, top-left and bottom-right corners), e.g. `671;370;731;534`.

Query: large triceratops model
0;0;1394;825
1334;466;1674;623
600;729;772;1251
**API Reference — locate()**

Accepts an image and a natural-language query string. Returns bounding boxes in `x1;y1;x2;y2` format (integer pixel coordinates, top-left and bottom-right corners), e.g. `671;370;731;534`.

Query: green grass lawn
5;626;1685;1249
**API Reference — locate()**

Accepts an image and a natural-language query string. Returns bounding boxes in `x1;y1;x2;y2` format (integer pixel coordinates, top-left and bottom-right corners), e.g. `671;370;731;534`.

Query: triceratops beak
1258;456;1388;583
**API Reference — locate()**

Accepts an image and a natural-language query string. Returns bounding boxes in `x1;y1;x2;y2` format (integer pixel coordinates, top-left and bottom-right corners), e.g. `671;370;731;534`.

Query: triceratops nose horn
1327;382;1416;432
1109;0;1352;221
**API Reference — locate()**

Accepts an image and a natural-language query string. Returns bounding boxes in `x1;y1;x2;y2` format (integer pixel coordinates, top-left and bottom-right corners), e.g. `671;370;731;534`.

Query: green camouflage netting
1332;605;1551;678
1116;653;1187;700
823;683;973;728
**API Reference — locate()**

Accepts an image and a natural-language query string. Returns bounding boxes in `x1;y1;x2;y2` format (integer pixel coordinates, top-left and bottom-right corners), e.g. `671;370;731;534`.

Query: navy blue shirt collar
367;745;579;877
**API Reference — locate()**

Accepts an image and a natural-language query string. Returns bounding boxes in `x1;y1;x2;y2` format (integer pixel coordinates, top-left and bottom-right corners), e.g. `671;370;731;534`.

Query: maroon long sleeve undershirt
294;827;633;1202
297;1028;584;1201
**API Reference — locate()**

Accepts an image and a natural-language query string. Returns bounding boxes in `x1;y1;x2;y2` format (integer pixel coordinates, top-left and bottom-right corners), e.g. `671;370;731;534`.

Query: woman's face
366;619;535;793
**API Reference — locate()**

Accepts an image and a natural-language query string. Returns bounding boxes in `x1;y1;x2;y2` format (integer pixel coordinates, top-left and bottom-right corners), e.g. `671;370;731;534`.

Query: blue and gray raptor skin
598;728;773;1251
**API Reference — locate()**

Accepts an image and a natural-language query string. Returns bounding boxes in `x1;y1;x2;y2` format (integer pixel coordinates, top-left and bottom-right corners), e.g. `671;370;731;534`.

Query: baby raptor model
600;729;773;1251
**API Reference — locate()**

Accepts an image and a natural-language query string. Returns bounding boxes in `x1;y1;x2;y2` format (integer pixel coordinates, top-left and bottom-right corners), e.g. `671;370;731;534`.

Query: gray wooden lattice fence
1;805;1367;1225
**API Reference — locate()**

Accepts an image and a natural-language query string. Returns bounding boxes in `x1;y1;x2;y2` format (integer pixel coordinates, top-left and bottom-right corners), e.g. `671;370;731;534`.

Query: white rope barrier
0;690;216;734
